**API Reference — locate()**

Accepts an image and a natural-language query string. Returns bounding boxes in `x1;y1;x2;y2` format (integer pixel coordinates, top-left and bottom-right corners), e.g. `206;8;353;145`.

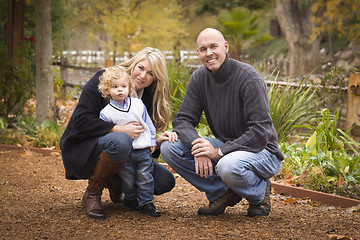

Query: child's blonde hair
98;65;134;99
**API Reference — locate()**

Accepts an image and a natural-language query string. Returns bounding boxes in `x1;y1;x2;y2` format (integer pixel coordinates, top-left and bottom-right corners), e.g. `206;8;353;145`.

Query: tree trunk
275;0;322;76
35;0;56;123
7;0;25;65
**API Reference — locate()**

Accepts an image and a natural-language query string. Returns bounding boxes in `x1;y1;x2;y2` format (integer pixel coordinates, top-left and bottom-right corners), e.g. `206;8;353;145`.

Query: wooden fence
56;50;290;76
55;51;360;140
57;50;201;68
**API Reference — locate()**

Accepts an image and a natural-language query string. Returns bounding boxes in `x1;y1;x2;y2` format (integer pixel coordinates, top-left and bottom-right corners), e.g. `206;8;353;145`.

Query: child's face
108;77;129;103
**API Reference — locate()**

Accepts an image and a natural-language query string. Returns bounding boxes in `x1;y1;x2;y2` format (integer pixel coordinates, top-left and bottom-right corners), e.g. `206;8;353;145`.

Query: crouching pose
161;28;284;217
60;47;177;219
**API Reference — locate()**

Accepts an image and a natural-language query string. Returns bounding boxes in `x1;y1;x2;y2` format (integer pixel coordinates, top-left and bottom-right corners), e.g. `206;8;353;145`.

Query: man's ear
225;41;229;53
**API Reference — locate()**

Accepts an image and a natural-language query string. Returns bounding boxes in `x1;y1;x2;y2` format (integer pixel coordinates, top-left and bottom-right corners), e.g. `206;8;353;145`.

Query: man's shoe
198;189;242;216
124;198;139;211
247;179;271;217
138;203;161;217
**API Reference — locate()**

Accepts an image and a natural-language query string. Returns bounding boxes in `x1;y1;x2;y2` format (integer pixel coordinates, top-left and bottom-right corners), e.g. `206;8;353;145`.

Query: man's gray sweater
173;55;284;161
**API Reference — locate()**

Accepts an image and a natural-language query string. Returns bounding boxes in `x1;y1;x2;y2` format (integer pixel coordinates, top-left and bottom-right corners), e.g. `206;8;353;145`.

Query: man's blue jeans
119;148;155;206
161;138;281;205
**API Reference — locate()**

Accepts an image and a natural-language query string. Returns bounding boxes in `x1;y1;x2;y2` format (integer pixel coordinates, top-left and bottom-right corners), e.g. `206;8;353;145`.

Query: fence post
346;72;360;142
105;59;114;67
59;57;69;99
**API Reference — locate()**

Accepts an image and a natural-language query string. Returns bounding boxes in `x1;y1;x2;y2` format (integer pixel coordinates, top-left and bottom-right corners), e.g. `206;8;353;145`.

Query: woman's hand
155;131;178;147
110;122;144;140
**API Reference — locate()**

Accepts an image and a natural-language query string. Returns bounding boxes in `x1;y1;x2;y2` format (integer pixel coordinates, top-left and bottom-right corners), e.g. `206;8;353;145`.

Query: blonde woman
60;47;177;219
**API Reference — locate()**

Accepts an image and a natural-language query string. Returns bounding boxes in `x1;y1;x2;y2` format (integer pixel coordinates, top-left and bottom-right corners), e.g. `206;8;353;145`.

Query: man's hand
191;137;221;160
194;155;213;178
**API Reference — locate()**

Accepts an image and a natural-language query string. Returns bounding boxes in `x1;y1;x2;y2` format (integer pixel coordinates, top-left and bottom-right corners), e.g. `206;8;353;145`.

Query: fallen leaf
21;149;33;157
336;173;343;186
50;151;60;157
284;198;297;204
281;172;299;186
327;234;353;239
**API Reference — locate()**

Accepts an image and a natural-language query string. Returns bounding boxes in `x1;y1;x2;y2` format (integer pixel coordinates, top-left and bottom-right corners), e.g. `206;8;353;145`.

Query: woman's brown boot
81;151;123;219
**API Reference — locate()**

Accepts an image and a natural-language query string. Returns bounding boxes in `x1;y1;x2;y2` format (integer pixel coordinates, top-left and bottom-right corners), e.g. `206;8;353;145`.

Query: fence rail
57;50;201;66
56;50;292;75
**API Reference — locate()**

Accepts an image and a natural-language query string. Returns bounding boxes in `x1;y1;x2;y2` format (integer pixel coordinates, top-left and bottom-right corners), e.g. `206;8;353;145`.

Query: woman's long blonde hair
119;47;170;132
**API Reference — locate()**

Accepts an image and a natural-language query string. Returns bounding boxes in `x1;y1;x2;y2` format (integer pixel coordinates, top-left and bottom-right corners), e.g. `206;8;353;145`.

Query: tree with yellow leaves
69;0;188;56
311;0;360;47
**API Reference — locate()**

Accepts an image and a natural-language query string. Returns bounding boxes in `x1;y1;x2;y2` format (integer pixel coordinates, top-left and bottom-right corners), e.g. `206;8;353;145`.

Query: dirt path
0;149;359;240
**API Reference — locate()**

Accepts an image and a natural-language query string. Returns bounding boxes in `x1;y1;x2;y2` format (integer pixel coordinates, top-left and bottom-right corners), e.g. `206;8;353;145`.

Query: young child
98;65;160;217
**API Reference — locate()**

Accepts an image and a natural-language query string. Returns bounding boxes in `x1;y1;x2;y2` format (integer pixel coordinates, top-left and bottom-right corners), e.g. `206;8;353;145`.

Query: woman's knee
153;161;175;195
101;132;132;161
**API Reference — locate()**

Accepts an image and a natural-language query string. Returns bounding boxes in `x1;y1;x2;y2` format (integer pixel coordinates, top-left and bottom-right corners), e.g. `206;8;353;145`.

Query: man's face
196;30;228;73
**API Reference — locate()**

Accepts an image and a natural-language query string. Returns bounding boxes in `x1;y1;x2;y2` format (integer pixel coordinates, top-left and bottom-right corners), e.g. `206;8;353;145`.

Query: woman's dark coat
60;70;156;179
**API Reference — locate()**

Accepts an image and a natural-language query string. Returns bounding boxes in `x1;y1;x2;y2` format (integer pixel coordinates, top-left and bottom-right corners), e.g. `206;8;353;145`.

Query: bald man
161;28;284;217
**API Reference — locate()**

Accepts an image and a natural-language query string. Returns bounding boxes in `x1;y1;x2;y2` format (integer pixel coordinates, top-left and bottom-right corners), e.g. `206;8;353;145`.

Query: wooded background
3;0;360;130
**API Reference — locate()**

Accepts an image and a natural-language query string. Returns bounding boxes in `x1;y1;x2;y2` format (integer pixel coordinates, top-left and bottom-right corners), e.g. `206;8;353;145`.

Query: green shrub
301;108;360;155
334;184;360;200
0;115;63;148
167;56;211;136
268;73;319;143
167;56;193;120
30;119;63;148
0;61;35;119
303;166;335;193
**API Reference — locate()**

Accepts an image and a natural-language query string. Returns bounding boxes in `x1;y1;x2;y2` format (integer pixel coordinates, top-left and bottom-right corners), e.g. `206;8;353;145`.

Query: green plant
16;116;39;137
268;73;319;143
320;150;360;185
28;119;63;148
167;56;213;137
311;65;347;114
0;60;35;120
279;142;313;176
279;107;360;198
280;141;360;199
0;116;27;146
218;7;272;59
303;166;335;193
334;184;360;200
0;115;63;148
302;108;359;155
167;56;193;119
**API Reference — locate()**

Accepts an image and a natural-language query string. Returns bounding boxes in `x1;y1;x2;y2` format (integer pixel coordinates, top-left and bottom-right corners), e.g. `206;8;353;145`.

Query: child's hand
150;146;156;154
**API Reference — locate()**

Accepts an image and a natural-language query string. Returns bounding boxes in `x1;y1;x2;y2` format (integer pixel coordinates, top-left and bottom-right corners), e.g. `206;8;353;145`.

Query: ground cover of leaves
0;149;359;240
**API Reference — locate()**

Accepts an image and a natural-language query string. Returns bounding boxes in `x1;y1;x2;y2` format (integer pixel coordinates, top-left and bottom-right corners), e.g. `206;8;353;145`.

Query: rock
340;50;353;60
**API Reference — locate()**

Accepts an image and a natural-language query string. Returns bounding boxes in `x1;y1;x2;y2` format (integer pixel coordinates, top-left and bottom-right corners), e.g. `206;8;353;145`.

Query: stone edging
1;144;359;208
